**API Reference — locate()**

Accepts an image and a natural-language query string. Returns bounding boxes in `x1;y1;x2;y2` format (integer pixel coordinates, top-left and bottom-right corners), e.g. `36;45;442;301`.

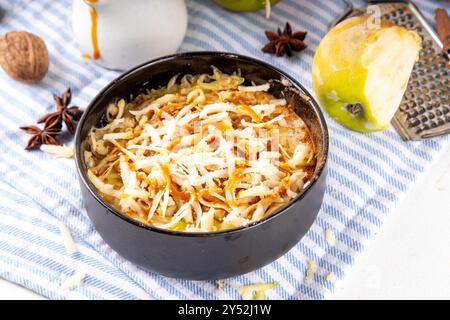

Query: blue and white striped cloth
0;0;448;300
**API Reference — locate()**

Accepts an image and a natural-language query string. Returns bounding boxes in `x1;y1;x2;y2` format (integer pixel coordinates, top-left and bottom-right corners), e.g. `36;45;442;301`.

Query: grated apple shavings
40;144;74;158
216;280;225;290
238;83;270;92
58;222;77;255
281;78;292;87
237;283;278;300
84;68;316;232
60;272;86;291
324;228;335;246
306;260;317;283
325;272;335;282
167;74;179;91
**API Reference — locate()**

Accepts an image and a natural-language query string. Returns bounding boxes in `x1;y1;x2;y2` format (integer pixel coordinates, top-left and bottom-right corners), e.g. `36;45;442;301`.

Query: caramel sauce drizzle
86;0;100;60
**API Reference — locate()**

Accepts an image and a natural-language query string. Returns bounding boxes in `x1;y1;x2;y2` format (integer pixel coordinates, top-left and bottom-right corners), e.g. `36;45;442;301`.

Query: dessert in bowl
75;52;328;279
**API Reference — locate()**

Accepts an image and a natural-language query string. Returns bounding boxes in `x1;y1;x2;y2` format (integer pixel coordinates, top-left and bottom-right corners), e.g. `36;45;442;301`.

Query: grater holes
434;101;442;110
408;101;417;108
405;91;415;100
416;97;424;105
418;115;428;123
429;63;439;71
407;109;418;118
425;47;435;55
400;105;408;112
409;118;420;128
421;123;429;130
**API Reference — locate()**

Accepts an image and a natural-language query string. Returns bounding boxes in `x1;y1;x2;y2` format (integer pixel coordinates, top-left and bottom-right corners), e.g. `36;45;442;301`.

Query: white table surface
1;143;449;300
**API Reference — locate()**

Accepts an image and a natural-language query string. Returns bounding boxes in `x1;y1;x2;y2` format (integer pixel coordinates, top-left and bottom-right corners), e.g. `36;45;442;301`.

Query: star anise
20;121;61;150
262;22;307;57
37;88;83;134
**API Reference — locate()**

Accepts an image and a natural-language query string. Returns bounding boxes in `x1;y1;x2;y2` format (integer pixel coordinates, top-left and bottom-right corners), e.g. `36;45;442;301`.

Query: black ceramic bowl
75;52;329;280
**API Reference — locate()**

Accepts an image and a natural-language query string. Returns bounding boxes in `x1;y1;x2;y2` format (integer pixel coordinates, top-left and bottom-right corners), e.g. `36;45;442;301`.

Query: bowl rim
74;51;329;238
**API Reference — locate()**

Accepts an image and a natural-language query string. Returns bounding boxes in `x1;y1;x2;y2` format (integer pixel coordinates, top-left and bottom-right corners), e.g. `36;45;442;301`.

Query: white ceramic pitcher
72;0;188;71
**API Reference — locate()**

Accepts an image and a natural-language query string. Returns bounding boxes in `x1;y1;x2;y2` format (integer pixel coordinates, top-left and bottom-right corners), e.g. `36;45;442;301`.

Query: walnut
0;31;49;83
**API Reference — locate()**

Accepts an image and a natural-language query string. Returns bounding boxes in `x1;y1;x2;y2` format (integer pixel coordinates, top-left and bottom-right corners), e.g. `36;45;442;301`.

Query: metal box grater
332;1;450;141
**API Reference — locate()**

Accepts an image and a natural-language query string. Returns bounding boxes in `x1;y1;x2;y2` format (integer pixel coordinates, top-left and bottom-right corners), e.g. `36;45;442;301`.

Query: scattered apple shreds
324;228;335;246
81;53;91;63
85;69;315;232
238;283;278;300
216;280;225;290
60;272;85;291
325;272;335;282
40;144;74;158
58;222;77;255
306;260;317;283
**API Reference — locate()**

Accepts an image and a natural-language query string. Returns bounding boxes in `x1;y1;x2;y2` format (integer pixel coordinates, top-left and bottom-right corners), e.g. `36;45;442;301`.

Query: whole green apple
312;17;421;133
213;0;280;12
